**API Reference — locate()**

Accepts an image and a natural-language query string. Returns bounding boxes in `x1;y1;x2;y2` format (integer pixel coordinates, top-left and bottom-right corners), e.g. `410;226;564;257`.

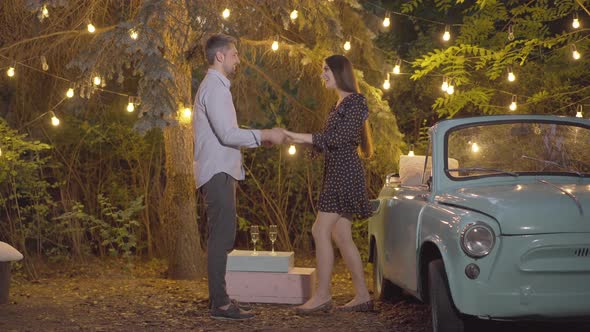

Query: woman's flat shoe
294;300;333;315
338;299;374;312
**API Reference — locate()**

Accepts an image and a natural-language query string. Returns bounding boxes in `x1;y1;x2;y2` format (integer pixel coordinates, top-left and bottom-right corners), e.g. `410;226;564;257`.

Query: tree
0;0;403;277
406;0;589;118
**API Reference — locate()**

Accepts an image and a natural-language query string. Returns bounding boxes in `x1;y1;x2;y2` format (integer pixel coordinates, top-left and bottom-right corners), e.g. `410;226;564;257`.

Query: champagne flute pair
250;225;278;255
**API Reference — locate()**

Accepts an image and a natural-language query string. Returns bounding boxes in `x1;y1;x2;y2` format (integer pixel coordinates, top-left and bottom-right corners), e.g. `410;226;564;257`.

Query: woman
285;54;374;314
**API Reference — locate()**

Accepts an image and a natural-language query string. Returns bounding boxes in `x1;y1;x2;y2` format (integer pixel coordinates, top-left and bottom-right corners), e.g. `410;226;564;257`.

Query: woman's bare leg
295;211;340;310
331;216;371;306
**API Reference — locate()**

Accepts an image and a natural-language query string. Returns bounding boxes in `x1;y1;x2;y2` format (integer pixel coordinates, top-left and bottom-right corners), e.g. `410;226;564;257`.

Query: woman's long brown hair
325;55;373;158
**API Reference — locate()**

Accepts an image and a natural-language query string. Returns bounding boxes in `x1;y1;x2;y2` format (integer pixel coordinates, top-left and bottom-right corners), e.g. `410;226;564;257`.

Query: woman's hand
284;130;312;144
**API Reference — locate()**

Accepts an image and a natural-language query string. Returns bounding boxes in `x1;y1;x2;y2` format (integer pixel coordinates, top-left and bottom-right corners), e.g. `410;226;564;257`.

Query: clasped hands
261;128;306;147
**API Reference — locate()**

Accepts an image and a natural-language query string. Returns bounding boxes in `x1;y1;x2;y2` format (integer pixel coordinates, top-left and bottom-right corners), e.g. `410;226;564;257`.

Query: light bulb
93;76;101;86
288;145;296;155
40;55;49;71
222;8;230;19
38;5;49;22
87;23;96;33
508;71;515;82
383;79;390;90
443;31;450;41
447;85;455;95
51;114;60;126
383;17;390;27
576;111;583;118
343;41;351;51
471;142;480;153
441;81;448;91
129;29;139;40
408;150;415;157
509;101;517;111
507;25;515;41
6;67;15;77
382;74;391;90
290;10;298;20
573;50;581;60
66;88;74;98
443;25;451;42
573;18;580;29
271;40;279;51
393;64;400;75
127;102;135;112
182;107;192;119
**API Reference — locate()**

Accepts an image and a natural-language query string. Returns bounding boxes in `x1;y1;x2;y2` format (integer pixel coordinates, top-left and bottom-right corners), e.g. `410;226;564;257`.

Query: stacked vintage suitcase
225;250;316;304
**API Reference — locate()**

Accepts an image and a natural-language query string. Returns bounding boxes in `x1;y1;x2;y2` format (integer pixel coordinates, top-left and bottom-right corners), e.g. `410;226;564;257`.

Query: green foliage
408;1;589;118
54;194;145;258
0;118;55;254
3;0;405;262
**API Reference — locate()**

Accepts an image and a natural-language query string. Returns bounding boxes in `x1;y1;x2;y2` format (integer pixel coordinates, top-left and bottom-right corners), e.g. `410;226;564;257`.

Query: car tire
428;259;465;332
372;245;402;302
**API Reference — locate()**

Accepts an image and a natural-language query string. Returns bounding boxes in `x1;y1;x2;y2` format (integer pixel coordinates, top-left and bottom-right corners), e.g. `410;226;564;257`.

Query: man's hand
260;127;287;146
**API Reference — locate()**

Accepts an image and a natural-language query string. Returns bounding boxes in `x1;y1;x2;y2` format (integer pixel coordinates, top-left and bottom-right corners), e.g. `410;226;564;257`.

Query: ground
1;257;589;331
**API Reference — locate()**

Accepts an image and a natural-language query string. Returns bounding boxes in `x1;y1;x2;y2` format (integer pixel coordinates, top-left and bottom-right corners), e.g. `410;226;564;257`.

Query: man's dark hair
205;34;237;65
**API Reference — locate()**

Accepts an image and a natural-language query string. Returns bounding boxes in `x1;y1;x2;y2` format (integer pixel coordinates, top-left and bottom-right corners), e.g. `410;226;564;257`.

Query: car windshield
446;120;590;179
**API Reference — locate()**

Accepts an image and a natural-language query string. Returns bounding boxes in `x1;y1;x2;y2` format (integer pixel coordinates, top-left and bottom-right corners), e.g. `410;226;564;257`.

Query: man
193;33;285;321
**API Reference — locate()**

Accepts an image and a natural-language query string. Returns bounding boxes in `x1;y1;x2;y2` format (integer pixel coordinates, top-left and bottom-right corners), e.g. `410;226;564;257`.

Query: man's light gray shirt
193;69;261;188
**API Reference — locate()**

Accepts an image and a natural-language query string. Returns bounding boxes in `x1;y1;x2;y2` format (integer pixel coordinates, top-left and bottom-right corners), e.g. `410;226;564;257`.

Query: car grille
574;247;590;257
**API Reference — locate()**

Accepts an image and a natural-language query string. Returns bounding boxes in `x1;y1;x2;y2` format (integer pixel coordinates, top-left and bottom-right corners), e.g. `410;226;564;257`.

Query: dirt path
1;259;588;331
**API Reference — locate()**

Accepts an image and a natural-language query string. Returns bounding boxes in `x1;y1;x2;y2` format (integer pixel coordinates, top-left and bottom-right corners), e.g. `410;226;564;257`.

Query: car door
384;190;428;292
383;143;433;292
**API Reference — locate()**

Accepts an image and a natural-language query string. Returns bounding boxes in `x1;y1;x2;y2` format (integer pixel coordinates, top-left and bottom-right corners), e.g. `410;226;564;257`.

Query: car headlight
460;222;496;258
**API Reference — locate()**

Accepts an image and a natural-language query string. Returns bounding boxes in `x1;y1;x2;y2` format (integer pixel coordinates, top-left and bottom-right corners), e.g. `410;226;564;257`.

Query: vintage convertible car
368;115;590;331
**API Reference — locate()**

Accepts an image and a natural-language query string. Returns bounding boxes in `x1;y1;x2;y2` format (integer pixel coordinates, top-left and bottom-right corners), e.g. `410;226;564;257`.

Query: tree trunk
162;125;203;279
158;0;204;279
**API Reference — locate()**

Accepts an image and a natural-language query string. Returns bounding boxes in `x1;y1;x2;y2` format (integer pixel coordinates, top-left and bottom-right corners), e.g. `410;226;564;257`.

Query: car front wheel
372;245;402;302
428;259;465;332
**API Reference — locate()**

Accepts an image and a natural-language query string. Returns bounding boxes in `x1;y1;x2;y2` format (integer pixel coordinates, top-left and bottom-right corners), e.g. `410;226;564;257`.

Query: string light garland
507;66;515;82
382;73;391;90
343;40;351;51
509;95;518;111
222;8;230;19
1;0;587;132
572;12;581;29
40;55;49;71
571;44;582;60
442;25;451;42
441;76;449;92
87;22;96;33
49;111;60;126
383;12;391;28
393;59;401;75
129;29;139;40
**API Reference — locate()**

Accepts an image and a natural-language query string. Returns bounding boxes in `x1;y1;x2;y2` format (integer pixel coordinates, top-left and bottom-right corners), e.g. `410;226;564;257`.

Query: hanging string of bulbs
2;0;587;129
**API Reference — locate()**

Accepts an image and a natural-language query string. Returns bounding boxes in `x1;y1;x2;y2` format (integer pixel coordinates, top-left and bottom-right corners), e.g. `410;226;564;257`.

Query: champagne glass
250;225;260;255
269;225;278;254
